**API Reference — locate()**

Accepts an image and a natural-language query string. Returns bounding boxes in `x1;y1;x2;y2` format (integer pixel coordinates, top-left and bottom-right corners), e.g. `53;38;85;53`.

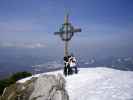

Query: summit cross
54;13;81;57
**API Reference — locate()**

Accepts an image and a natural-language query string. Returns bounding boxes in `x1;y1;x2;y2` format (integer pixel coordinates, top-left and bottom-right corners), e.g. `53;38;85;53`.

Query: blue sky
0;0;133;57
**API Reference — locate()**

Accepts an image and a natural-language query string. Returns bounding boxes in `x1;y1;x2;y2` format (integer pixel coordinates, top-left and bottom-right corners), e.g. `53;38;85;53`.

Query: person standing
69;55;78;74
63;56;69;76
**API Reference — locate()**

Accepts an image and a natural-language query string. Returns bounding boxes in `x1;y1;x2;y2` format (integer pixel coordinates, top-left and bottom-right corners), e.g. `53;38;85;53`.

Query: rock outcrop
1;74;69;100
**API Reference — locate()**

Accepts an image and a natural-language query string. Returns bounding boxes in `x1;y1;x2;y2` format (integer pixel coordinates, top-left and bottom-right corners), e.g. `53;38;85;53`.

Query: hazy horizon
0;0;133;58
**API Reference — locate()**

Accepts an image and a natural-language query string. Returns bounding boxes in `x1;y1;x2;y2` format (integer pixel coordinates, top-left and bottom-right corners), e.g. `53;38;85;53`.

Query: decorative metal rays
54;14;81;57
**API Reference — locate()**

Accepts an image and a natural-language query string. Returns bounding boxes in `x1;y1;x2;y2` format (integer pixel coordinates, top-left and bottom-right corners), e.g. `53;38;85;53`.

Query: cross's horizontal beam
54;28;81;35
73;28;82;33
54;32;62;35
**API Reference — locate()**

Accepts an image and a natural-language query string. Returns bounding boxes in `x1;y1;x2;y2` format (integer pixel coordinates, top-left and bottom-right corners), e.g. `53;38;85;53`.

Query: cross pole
54;13;81;57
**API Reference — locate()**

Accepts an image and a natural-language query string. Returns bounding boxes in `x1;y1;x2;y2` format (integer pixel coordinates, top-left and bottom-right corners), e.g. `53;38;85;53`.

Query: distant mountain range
78;56;133;71
0;53;133;79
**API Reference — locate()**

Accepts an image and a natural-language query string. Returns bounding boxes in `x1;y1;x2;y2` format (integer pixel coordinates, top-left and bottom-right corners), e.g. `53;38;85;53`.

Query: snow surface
17;73;40;83
18;67;133;100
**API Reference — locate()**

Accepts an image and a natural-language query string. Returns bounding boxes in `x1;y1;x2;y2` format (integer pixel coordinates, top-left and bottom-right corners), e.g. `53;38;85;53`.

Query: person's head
68;55;71;58
64;56;68;61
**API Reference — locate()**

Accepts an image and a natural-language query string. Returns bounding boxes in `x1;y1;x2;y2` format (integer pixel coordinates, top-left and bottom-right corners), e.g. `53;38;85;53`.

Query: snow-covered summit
66;67;133;100
18;67;133;100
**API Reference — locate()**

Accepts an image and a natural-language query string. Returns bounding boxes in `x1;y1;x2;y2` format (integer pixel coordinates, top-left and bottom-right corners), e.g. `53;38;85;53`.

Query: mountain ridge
1;67;133;100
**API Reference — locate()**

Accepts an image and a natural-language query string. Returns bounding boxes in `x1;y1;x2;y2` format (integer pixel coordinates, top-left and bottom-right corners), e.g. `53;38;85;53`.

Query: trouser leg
68;66;73;75
64;67;67;76
75;66;78;74
64;65;67;76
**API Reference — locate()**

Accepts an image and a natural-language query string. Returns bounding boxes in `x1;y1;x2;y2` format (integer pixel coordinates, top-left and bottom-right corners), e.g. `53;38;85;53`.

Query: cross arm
54;28;81;35
73;28;82;33
54;32;63;35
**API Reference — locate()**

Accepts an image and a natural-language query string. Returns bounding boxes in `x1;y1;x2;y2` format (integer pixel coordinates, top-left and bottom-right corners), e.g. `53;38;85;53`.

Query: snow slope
66;68;133;100
18;67;133;100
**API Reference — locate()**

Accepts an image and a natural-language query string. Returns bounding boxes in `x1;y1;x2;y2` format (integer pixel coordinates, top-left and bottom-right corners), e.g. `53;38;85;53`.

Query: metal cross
54;13;81;57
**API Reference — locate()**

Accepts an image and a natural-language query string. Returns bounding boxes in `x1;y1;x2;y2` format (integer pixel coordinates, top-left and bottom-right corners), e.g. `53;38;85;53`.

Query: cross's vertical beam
64;13;69;57
64;13;69;24
64;41;68;57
